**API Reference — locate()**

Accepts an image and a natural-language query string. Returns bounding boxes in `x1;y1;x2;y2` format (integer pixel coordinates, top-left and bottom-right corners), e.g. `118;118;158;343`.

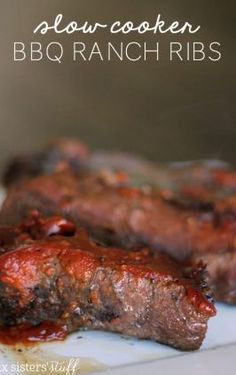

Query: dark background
0;0;235;169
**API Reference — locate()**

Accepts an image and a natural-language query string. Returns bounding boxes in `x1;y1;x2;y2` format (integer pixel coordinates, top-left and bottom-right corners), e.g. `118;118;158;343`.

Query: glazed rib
3;139;236;216
1;170;236;303
0;214;215;350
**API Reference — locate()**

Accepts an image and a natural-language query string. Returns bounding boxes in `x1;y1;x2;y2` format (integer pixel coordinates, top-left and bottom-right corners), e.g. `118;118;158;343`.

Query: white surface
26;304;236;366
94;344;236;375
0;188;235;374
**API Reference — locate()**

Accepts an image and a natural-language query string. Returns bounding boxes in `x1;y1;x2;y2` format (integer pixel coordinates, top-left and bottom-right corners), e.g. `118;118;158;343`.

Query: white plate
0;189;235;374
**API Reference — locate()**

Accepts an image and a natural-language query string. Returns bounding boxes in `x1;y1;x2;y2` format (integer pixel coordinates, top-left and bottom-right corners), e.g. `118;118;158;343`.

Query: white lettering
209;42;221;61
73;42;86;61
14;42;26;61
31;42;43;61
34;13;200;36
170;42;183;61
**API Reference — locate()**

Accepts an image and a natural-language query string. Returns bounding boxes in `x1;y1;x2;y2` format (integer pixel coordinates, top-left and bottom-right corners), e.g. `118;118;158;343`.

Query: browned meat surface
2;139;89;186
1;170;236;303
0;214;215;350
0;212;76;253
3;139;236;216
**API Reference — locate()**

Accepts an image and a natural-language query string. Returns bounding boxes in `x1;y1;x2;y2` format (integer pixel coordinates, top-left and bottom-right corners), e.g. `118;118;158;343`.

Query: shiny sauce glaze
0;322;67;346
0;212;216;348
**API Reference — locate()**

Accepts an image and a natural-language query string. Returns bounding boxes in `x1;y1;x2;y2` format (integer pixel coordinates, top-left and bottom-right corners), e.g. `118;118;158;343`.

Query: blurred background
0;0;235;169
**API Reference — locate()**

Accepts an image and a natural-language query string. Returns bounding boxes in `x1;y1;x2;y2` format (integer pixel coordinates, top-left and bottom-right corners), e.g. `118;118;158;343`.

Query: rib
2;138;89;186
0;214;215;351
3;139;236;216
1;170;236;303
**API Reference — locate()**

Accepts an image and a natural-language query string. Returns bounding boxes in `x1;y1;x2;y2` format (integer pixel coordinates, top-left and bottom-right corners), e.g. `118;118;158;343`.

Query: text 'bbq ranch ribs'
0;214;215;350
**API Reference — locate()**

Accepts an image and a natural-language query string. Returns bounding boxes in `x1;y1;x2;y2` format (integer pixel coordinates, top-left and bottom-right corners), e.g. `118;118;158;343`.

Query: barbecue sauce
0;322;67;346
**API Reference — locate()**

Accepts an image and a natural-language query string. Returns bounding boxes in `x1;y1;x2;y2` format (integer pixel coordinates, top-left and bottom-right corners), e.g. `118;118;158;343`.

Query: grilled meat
0;214;215;350
1;170;236;303
2;139;89;186
3;139;236;216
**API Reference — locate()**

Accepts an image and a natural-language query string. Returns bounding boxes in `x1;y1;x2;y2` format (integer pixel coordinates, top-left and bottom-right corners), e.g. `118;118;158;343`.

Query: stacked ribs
2;138;236;349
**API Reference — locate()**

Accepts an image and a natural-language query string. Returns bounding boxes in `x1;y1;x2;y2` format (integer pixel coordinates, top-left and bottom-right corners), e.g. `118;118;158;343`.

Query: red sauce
187;288;216;317
118;187;141;199
0;322;67;346
21;211;76;238
213;170;236;189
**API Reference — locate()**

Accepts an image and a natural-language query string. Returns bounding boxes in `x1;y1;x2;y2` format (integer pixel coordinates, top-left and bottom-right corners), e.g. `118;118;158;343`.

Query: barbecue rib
2;139;89;187
1;170;236;303
3;139;236;216
0;214;215;351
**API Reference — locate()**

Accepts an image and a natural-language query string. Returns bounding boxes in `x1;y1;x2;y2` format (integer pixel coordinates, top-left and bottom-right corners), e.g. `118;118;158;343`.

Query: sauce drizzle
0;322;67;346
